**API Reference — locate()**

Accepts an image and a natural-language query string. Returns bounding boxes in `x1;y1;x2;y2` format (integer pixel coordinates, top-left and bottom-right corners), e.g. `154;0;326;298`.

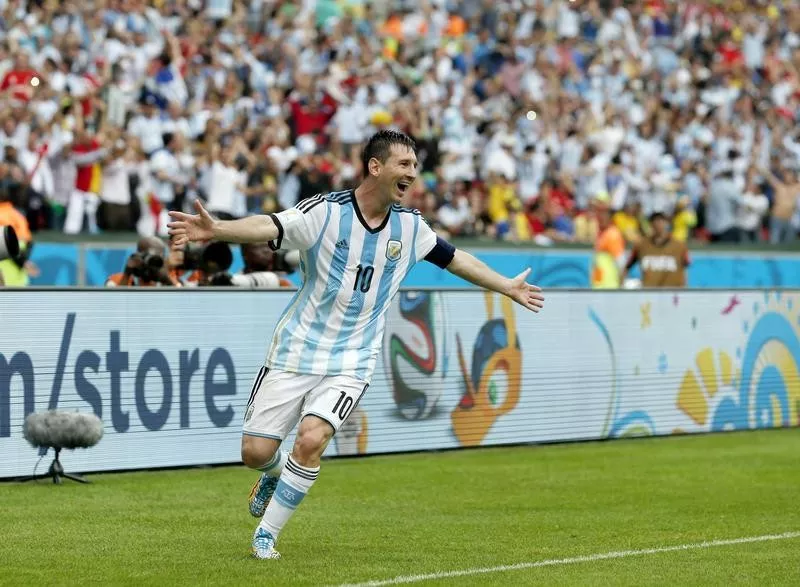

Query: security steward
621;211;690;287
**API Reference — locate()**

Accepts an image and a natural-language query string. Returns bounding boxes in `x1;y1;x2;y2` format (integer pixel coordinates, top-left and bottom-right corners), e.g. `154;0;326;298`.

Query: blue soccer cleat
251;527;281;560
249;473;279;517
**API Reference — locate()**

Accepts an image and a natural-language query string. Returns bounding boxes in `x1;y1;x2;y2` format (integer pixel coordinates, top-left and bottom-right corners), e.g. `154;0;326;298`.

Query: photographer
173;241;235;287
228;242;297;288
172;241;297;288
105;236;180;287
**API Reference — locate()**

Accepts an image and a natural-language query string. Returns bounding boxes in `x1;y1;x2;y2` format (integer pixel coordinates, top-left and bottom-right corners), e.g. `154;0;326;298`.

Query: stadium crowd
1;0;800;261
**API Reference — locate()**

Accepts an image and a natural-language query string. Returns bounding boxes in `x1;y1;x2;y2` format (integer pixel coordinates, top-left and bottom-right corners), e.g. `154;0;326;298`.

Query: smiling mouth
397;180;413;193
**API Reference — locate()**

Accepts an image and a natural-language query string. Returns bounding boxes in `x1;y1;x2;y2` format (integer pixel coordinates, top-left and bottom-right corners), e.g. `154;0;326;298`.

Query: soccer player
167;130;545;560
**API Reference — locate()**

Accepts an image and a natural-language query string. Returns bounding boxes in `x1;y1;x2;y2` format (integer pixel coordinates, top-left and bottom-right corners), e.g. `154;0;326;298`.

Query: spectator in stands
672;196;698;244
18;129;54;232
761;165;800;244
65;122;106;235
0;51;40;104
149;132;187;236
99;131;136;231
738;172;770;243
437;188;474;238
203;141;248;220
707;169;744;244
3;0;800;251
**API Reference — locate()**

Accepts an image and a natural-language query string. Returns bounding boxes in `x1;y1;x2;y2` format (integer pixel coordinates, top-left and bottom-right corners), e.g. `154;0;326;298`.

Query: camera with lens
180;241;234;286
130;251;164;282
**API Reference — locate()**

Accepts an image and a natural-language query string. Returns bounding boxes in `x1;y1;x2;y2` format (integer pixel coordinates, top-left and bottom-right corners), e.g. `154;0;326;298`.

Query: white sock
258;456;319;539
257;450;288;477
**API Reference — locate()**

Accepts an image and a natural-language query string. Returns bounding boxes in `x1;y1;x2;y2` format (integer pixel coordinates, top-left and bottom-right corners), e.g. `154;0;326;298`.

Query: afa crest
386;240;402;261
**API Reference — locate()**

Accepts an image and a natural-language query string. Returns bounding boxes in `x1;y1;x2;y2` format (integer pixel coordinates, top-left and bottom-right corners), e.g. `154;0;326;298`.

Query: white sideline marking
339;531;800;586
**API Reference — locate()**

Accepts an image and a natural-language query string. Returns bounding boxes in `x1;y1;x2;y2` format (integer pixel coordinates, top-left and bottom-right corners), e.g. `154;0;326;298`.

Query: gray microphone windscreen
23;411;104;450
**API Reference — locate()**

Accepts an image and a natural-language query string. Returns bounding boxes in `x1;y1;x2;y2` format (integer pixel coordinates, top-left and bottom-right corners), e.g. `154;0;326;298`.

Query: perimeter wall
2;289;798;478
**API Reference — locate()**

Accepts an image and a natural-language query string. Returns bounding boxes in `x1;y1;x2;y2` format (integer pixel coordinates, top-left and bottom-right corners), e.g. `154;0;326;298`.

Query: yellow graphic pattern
677;348;736;426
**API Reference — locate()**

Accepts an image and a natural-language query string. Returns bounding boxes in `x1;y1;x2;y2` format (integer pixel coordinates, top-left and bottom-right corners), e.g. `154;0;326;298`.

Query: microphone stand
19;447;91;484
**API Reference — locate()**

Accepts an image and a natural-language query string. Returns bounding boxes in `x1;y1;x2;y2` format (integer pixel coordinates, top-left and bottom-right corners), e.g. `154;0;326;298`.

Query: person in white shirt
330;89;368;162
576;146;611;210
437;191;474;237
517;144;550;204
738;172;769;243
149;132;186;235
559;128;584;176
99;135;136;231
484;134;517;181
167;129;545;561
18;130;54;230
127;97;164;156
19;129;54;200
205;142;248;220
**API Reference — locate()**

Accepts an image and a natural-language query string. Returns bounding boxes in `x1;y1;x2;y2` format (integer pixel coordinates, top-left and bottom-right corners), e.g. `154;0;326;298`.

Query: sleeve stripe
267;213;284;251
297;194;323;212
300;198;326;215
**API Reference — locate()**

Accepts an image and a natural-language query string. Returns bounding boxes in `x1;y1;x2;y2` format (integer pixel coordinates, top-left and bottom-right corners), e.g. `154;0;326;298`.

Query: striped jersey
265;190;440;383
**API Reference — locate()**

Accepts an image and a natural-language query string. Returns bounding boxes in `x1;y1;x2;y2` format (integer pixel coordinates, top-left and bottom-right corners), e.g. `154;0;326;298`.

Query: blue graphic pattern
711;312;800;431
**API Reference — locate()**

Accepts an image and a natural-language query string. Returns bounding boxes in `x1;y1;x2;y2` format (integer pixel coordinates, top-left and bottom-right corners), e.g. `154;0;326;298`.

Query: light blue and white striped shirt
265;190;440;383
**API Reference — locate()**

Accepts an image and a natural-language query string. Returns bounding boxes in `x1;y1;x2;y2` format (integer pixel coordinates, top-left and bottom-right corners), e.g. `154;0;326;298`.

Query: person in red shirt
0;53;41;104
541;178;575;215
288;88;337;140
718;37;744;68
64;127;107;234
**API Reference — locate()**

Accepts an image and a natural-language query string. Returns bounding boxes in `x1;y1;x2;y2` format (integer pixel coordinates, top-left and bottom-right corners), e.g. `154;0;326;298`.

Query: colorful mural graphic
382;291;448;420
451;293;522;447
588;291;800;440
588;308;656;439
711;293;800;431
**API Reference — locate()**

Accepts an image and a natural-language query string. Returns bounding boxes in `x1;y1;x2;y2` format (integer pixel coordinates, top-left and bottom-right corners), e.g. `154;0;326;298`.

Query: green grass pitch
2;429;799;586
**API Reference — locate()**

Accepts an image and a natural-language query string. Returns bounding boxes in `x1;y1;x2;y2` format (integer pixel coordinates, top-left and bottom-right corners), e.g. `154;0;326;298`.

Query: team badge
386;240;402;261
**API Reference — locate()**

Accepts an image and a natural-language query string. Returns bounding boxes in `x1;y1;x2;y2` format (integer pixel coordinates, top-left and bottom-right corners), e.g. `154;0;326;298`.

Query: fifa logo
281;488;296;501
641;255;678;271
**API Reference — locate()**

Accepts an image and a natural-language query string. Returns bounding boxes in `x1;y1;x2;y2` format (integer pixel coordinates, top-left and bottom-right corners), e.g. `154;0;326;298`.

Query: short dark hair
649;211;668;223
361;130;416;177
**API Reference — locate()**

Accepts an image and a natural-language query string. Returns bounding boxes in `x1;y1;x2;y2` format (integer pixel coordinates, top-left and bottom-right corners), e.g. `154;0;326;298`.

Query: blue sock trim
273;479;306;510
257;452;282;473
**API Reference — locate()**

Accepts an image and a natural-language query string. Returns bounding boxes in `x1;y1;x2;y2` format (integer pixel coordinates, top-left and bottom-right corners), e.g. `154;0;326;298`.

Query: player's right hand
167;200;215;248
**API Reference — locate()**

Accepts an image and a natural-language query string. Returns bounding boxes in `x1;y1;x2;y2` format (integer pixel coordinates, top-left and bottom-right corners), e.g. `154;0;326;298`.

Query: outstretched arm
447;249;544;313
168;200;279;247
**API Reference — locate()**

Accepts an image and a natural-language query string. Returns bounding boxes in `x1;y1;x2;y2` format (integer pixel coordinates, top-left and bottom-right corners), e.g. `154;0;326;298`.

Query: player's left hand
507;268;544;313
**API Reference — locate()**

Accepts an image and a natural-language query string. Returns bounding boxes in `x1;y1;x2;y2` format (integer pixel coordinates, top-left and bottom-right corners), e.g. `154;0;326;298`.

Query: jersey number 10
353;264;374;293
332;391;355;421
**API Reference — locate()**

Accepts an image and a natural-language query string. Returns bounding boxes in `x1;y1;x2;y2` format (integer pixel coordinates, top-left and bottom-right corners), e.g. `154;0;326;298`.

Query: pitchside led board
2;289;799;478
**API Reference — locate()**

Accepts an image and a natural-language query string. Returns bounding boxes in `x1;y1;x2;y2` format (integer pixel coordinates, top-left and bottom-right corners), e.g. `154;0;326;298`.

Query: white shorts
242;367;368;440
